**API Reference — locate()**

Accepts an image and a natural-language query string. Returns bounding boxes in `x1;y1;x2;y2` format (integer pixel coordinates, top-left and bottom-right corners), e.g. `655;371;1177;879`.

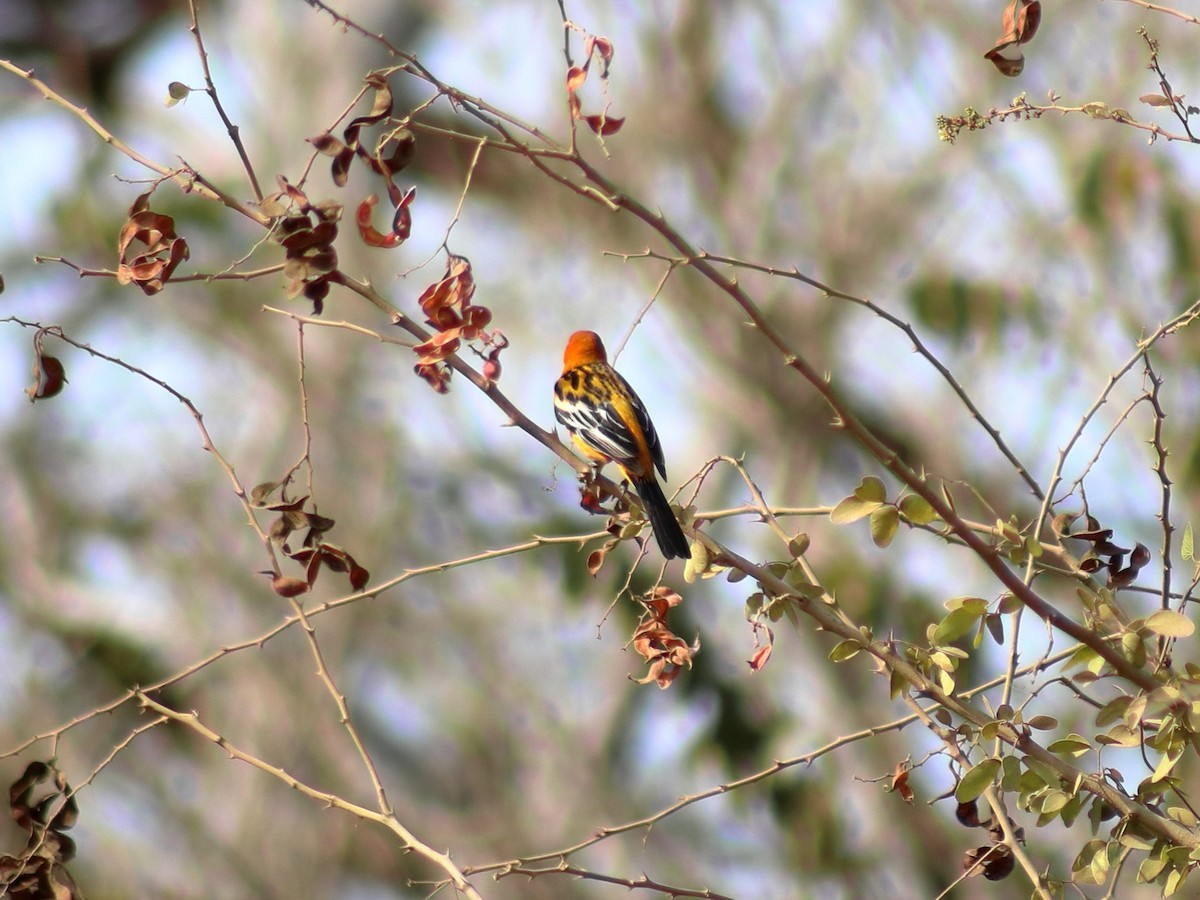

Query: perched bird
553;330;692;560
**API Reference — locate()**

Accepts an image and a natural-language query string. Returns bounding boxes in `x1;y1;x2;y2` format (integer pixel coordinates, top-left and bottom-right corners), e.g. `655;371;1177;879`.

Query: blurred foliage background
3;0;1200;897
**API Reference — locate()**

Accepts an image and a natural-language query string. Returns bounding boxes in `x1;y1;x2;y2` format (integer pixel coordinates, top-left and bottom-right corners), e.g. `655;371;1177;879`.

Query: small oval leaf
855;475;887;503
870;505;900;548
956;758;1002;803
1145;609;1195;638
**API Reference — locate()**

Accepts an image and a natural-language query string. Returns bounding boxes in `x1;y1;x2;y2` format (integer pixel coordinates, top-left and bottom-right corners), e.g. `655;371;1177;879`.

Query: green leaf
1139;856;1169;884
1168;806;1199;827
997;592;1022;614
898;494;936;525
956;757;1001;802
1072;839;1107;883
1183;523;1194;562
869;505;899;548
1095;724;1141;748
1165;866;1185;896
1060;793;1085;827
945;596;989;613
164;81;192;107
1145;609;1195;638
1095;696;1132;728
855;475;886;503
830;495;880;524
1063;645;1101;672
1026;715;1058;731
1090;841;1112;882
1001;755;1022;791
933;607;982;645
1153;751;1183;783
1119;833;1154;851
1021;755;1059;787
1048;734;1091;757
828;639;862;662
984;613;1004;645
1041;789;1070;815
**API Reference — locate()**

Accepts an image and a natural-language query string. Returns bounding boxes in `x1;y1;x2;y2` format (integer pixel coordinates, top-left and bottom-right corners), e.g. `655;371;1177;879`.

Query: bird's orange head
562;330;608;371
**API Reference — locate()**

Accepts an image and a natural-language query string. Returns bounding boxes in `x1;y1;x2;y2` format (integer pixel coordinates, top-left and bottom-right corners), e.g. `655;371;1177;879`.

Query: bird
553;330;692;560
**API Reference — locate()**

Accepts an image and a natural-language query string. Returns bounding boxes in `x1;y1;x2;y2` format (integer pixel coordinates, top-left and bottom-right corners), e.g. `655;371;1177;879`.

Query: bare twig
0;58;268;223
136;693;483;899
187;0;264;200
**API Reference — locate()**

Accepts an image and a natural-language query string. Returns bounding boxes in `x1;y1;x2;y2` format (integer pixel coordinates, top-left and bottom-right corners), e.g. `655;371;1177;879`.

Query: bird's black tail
634;477;691;560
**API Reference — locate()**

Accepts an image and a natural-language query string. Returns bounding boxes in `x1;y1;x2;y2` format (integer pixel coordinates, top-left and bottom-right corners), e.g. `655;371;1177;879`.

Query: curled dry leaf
410;255;506;393
27;353;67;402
1;760;84;899
270;177;342;315
271;575;310;598
308;72;399;187
414;362;452;394
413;330;461;364
26;328;68;403
956;799;982;827
632;587;697;688
984;0;1040;77
566;66;588;97
586;543;610;576
584;114;625;136
891;763;915;804
356;194;406;248
747;640;773;672
564;33;624;132
116;192;190;295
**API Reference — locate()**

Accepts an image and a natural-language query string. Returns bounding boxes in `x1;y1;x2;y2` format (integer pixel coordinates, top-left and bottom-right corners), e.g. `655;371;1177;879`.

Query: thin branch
284;591;393;816
636;249;1044;502
187;0;263;200
0;58;268;224
497;864;735;900
3;318;281;573
1;530;606;760
1116;0;1200;25
261;305;411;345
136;693;483;899
613;258;678;363
937;93;1199;146
562;154;1159;691
902;694;1052;900
35;256;284;282
466;643;1071;876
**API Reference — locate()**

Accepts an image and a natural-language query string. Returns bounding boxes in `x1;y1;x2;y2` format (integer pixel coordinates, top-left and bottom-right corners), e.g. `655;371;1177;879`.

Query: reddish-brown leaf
413;331;461;363
271;575;310;598
748;641;773;671
584;114;625;136
1016;0;1040;43
27;353;67;402
308;133;345;156
592;36;614;63
414;361;452;394
566;66;588;95
355;195;404;248
892;764;915;803
586;546;608;576
984;47;1025;77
